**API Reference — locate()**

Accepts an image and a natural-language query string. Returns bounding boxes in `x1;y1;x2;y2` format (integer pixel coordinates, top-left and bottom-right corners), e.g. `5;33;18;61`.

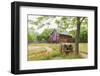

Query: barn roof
59;31;69;35
51;29;70;36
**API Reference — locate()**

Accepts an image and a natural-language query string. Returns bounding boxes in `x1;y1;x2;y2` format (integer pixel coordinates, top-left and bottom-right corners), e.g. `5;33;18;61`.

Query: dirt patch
28;46;53;52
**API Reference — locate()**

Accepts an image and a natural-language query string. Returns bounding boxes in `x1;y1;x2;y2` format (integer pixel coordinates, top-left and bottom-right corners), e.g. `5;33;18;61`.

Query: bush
28;32;37;43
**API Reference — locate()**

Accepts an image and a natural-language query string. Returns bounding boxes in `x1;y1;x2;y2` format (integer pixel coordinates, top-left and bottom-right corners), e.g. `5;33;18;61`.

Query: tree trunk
75;17;80;55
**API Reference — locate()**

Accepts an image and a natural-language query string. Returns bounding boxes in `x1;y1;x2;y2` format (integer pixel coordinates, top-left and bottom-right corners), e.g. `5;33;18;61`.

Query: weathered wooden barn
49;29;74;43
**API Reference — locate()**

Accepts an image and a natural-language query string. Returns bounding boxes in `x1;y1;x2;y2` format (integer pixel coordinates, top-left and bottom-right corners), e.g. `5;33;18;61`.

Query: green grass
28;43;61;60
28;43;87;61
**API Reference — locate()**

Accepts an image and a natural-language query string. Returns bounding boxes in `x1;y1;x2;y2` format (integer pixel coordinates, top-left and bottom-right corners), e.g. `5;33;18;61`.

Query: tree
55;16;70;32
37;29;53;41
75;17;85;55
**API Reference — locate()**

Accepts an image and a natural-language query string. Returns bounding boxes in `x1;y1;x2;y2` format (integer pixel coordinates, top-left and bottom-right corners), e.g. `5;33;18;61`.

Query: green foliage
79;26;88;42
69;25;88;42
55;16;69;32
69;30;76;37
34;16;49;29
37;29;53;41
55;20;60;26
28;32;37;43
81;17;88;25
28;28;53;42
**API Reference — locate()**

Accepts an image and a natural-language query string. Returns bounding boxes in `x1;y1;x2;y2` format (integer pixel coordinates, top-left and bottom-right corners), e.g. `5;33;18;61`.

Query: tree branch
80;17;85;24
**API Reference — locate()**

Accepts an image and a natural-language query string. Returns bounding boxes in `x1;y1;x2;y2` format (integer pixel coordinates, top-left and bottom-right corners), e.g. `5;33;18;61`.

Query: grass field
28;43;88;61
